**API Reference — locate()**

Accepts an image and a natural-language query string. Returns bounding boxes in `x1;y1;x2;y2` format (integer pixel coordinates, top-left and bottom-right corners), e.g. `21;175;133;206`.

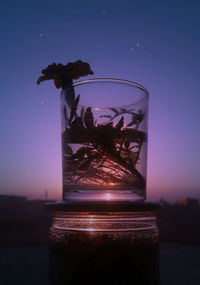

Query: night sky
0;0;200;202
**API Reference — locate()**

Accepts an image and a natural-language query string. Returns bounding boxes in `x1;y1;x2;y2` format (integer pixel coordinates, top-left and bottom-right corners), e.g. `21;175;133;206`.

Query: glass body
60;79;149;202
49;212;159;285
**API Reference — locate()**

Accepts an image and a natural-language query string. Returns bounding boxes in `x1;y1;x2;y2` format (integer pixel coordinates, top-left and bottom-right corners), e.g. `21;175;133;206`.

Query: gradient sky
0;0;200;202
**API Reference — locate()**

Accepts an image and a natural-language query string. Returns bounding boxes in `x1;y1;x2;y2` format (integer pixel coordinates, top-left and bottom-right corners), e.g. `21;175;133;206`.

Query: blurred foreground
0;198;200;284
0;243;199;285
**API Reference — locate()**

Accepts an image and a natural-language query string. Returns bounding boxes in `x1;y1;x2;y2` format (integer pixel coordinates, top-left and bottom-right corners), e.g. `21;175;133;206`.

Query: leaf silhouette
136;111;145;122
80;106;85;119
71;147;87;160
127;114;137;127
109;107;119;114
124;140;130;149
64;106;67;120
100;115;112;119
115;116;124;130
69;94;80;123
70;146;92;160
63;144;73;155
71;117;84;129
84;107;94;129
63;106;69;128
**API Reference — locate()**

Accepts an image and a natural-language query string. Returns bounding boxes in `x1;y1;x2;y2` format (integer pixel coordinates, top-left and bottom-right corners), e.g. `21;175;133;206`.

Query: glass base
63;189;145;202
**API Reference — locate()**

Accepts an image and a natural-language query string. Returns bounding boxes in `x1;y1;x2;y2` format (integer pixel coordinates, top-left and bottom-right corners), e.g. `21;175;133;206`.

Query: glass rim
53;214;156;232
73;78;149;100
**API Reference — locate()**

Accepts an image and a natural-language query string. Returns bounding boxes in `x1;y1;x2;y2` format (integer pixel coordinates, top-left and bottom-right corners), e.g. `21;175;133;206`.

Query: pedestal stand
47;202;160;285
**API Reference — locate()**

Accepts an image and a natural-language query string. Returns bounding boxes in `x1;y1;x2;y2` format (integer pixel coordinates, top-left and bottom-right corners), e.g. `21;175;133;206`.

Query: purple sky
0;0;200;202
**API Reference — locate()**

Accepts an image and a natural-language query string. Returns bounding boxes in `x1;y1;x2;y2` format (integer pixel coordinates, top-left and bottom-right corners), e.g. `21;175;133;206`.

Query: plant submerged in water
37;60;146;192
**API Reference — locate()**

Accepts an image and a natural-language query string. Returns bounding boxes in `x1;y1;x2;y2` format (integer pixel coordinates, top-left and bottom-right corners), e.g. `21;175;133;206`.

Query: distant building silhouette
176;197;199;206
158;197;170;206
0;194;27;201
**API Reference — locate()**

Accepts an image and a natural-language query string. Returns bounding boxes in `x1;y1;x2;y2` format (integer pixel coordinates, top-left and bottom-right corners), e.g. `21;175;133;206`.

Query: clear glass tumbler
60;79;149;202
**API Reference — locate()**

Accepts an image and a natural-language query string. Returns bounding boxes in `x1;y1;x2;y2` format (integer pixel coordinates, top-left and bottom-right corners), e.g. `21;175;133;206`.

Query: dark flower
37;60;94;88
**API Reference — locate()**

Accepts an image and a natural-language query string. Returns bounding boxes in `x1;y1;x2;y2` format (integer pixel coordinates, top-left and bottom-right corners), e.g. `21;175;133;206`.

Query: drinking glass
60;79;149;202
